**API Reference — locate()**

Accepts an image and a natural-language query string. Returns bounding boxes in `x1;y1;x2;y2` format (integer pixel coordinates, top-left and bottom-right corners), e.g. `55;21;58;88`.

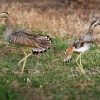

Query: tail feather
45;35;52;42
32;35;52;54
64;45;74;63
32;48;46;54
37;35;52;42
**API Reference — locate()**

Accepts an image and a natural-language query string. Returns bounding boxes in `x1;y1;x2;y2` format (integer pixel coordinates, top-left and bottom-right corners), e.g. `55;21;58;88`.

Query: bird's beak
0;14;4;18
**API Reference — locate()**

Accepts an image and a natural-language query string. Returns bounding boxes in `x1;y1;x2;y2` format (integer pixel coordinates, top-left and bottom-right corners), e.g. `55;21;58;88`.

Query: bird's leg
79;53;86;75
76;53;85;75
22;57;27;73
18;50;27;67
76;53;91;80
21;53;32;73
18;50;32;73
80;54;91;80
80;54;82;66
76;53;81;68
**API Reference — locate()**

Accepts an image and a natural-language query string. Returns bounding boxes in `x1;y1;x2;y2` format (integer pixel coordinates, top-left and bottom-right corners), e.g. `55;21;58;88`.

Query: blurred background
0;0;100;40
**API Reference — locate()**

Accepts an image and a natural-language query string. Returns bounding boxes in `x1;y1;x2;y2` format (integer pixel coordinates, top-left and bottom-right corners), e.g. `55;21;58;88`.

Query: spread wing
64;45;75;63
9;29;52;50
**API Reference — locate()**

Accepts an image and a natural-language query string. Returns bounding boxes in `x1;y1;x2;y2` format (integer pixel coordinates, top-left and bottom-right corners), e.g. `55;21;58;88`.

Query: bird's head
0;12;13;31
0;12;10;19
90;17;100;28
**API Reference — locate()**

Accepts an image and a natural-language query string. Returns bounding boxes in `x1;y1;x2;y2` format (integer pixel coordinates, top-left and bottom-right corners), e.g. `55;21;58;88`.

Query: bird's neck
87;22;99;34
4;18;14;42
87;24;96;34
4;18;14;34
87;27;94;34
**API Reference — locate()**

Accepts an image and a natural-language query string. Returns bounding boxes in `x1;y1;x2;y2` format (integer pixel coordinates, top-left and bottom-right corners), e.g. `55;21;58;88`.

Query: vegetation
0;0;100;100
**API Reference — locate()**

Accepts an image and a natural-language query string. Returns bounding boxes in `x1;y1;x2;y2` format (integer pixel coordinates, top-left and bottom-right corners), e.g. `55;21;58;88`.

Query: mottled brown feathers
9;29;52;53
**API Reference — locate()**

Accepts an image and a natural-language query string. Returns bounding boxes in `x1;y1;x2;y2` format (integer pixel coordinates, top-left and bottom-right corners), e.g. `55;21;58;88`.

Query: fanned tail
32;35;52;54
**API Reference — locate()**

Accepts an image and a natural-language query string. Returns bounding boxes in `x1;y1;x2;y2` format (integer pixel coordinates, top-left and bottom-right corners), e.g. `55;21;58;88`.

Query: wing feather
72;34;93;48
9;29;52;49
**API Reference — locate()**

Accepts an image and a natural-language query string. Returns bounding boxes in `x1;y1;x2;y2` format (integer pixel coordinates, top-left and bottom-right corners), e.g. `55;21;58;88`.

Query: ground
0;0;100;100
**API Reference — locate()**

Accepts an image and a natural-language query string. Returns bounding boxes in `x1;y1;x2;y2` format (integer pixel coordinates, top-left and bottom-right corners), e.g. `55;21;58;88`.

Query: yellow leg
76;53;81;69
76;53;85;75
18;50;27;67
21;53;32;73
18;51;32;73
21;57;27;73
79;54;86;75
76;53;91;80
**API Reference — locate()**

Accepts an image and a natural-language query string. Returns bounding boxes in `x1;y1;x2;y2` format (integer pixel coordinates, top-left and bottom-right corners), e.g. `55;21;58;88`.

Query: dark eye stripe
2;12;9;16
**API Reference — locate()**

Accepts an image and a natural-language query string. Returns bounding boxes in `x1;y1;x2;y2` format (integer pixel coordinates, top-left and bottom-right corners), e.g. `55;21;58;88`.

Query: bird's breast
74;43;92;53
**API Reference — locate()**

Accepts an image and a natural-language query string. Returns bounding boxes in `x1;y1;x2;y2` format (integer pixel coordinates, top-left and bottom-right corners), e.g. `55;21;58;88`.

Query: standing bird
64;18;100;75
0;12;52;73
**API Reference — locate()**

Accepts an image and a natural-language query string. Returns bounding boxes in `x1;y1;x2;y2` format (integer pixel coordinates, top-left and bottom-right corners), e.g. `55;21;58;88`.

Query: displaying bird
0;12;52;73
64;17;100;75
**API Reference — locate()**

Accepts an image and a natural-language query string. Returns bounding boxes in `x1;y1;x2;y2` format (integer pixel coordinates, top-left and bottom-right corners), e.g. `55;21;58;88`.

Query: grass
0;26;100;100
0;1;100;99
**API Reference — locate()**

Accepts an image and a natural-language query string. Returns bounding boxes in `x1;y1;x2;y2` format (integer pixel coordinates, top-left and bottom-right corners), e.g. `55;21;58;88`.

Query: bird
0;12;52;73
64;17;100;75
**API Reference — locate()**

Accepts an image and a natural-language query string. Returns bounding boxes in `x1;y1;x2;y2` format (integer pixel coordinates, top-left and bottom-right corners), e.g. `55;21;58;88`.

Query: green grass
0;27;100;100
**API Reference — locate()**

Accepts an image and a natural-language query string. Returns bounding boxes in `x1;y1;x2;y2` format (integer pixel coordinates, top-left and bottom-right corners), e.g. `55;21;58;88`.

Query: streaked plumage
10;29;52;53
0;12;52;73
64;17;100;75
